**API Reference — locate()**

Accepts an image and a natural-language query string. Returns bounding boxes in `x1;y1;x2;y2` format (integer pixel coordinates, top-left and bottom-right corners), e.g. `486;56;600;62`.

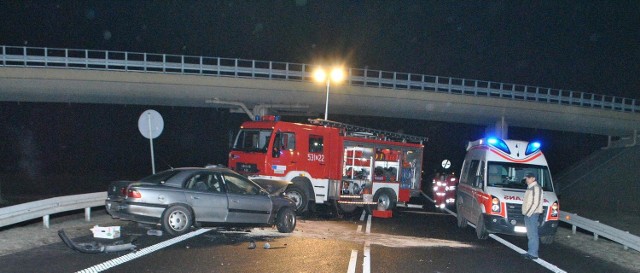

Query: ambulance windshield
486;162;554;191
232;129;272;152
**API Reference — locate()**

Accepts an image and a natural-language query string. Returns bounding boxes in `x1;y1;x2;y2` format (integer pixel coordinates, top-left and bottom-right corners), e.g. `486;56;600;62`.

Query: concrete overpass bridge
1;45;639;143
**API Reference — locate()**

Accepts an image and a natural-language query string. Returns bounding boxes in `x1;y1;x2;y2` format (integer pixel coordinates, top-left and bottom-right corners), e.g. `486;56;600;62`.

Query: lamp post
313;67;345;120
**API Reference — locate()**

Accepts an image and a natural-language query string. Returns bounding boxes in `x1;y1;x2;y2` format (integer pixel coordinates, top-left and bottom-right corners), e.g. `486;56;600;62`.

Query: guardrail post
572;224;576;234
43;215;50;229
234;59;238;77
85;207;91;221
624;231;630;250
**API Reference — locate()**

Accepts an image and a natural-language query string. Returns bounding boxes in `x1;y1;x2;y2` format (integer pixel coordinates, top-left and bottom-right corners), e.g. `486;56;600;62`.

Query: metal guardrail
1;45;638;113
559;211;640;252
0;192;106;229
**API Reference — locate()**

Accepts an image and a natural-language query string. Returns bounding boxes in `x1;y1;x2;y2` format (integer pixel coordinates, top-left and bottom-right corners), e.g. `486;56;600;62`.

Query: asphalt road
0;204;635;273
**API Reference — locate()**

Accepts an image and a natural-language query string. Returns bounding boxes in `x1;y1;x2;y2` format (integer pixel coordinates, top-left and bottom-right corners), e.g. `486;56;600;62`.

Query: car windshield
232;129;272;152
486;162;554;192
140;169;180;184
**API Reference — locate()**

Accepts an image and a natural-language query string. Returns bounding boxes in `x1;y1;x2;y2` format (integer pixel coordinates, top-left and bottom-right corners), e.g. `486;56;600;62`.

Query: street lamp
313;66;345;120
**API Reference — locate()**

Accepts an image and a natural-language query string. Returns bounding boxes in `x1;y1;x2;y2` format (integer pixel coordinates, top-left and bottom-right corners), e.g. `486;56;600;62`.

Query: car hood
251;178;292;196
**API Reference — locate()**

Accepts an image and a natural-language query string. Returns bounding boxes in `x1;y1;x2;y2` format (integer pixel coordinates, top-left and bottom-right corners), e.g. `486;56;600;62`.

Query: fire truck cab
228;117;426;215
455;138;559;244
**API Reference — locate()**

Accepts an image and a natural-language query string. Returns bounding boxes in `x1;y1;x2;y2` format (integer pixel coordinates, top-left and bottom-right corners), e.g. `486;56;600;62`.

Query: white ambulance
455;137;559;244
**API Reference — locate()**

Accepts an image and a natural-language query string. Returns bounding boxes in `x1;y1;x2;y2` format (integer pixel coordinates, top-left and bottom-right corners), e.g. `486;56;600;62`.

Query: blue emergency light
487;137;511;154
525;141;541;155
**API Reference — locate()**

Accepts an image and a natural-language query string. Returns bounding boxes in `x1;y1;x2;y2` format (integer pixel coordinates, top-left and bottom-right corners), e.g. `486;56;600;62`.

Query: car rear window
140;170;180;184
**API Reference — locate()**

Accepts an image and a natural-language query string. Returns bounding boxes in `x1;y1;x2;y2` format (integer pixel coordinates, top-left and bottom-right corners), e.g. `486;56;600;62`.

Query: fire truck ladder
308;119;428;144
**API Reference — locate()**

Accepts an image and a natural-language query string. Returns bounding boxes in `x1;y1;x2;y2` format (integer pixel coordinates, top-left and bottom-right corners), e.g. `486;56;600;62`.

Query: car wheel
456;202;468;228
285;185;309;214
540;235;555;244
276;207;296;233
476;214;489;240
365;188;397;214
162;205;194;236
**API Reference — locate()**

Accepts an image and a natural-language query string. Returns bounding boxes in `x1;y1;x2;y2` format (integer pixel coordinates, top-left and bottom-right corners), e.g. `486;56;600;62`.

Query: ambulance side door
466;159;483;224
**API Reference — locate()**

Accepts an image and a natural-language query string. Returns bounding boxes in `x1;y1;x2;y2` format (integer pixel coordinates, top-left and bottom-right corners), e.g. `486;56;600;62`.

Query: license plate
514;226;527;233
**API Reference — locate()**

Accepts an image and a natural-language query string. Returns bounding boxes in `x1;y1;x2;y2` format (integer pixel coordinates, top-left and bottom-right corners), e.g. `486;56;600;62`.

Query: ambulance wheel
285;185;308;214
476;214;489;240
365;189;397;214
541;235;555;244
456;202;468;228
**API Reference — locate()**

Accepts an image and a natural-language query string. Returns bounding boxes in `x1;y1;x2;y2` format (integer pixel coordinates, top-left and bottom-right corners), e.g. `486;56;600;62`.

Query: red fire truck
228;117;427;215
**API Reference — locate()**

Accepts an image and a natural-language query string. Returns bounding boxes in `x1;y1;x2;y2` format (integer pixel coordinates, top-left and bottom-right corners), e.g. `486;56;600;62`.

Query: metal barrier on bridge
1;45;638;113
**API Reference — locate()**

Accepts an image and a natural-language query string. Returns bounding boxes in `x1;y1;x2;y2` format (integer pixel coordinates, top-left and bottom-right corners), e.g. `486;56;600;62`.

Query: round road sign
138;110;164;139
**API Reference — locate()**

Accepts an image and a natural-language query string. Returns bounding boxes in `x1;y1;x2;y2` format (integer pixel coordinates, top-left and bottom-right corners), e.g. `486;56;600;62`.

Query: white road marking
420;190;567;273
363;215;372;273
347;249;358;273
363;241;371;273
360;209;366;222
357;225;363;233
76;228;210;273
489;234;567;273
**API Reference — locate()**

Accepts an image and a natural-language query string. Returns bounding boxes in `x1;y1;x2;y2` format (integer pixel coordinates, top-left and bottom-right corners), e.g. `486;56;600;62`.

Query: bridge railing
1;45;638;113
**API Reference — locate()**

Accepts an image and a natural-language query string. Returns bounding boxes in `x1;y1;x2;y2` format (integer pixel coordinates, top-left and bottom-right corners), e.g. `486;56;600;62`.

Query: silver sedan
105;166;296;235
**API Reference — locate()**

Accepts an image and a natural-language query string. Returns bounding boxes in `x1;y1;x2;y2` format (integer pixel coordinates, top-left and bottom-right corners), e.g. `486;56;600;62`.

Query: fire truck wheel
540;235;555;244
285;185;309;214
476;214;489;240
456;203;468;228
365;189;397;214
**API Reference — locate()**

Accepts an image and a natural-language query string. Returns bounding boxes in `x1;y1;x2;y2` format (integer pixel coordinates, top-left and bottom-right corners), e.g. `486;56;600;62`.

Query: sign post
138;110;164;174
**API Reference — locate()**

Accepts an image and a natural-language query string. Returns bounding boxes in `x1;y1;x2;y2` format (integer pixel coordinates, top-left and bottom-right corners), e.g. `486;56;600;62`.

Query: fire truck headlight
433;186;438;191
445;186;450;191
450;178;456;182
492;204;500;212
439;204;445;209
437;182;443;186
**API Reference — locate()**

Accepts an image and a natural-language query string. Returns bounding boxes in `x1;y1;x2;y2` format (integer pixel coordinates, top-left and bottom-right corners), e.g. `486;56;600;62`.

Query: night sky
0;1;635;200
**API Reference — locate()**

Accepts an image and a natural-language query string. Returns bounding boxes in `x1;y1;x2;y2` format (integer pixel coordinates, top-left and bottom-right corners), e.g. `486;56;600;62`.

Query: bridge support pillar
486;116;509;139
